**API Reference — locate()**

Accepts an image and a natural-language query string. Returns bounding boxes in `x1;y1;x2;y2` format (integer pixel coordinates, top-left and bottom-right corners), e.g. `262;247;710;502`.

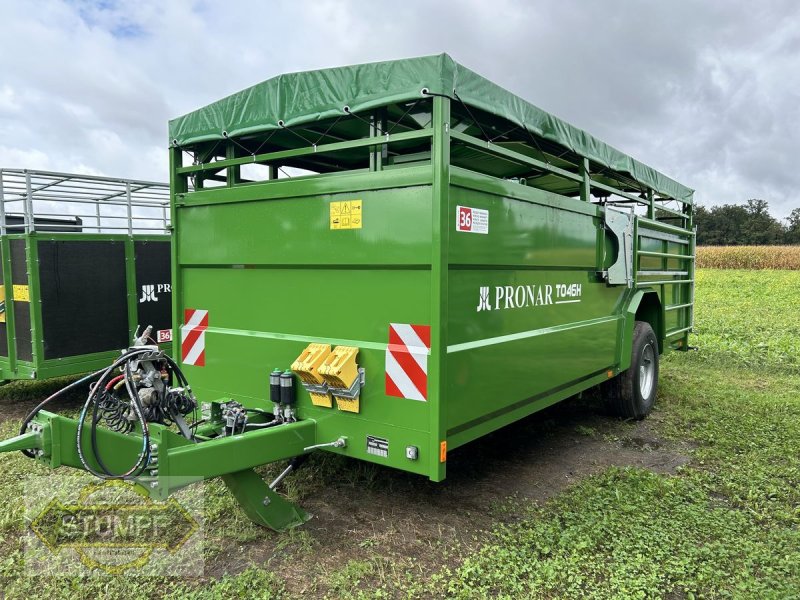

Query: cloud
0;0;797;216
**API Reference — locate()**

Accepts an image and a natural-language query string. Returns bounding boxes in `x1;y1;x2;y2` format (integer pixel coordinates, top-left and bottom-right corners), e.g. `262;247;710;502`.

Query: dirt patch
197;397;691;595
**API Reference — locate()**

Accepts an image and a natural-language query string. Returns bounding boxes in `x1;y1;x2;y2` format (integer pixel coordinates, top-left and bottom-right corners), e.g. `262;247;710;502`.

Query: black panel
4;215;83;233
10;239;27;284
14;302;32;361
134;241;172;337
10;239;31;361
39;241;128;360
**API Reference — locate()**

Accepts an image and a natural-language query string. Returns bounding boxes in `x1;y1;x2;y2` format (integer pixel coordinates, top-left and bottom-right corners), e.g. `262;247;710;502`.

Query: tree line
691;199;799;245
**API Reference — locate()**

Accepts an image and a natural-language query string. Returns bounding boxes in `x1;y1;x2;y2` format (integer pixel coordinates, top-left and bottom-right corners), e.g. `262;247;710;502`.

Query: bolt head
262;497;271;506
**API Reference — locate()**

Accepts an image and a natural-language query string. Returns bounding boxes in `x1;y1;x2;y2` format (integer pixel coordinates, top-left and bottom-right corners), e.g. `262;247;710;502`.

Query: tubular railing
635;216;695;339
0;169;170;235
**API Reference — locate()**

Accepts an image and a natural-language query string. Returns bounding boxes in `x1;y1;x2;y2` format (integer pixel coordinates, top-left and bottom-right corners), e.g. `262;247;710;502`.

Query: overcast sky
1;0;798;217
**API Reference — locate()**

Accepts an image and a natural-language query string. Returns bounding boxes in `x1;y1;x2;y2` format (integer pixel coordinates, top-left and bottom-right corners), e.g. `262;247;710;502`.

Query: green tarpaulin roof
169;54;693;202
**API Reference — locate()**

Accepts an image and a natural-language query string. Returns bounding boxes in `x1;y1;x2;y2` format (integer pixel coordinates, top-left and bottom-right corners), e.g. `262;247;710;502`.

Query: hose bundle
20;348;196;480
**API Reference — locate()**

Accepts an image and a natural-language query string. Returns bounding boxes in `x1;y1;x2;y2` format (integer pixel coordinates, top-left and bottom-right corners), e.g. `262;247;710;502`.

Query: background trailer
1;55;695;531
0;169;172;382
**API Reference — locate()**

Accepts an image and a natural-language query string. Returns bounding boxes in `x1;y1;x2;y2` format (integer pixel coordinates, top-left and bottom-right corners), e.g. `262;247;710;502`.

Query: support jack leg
222;468;310;532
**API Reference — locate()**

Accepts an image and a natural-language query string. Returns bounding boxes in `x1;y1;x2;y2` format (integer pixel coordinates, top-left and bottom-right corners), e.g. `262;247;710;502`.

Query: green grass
0;268;797;598
691;269;800;373
404;269;800;598
420;362;800;598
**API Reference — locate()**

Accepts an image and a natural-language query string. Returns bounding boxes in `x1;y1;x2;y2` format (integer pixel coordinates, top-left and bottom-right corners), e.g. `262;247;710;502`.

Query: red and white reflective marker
385;323;431;401
181;308;208;366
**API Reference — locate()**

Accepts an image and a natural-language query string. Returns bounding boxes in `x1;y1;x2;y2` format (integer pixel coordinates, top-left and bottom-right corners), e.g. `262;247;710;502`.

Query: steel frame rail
0;169;170;235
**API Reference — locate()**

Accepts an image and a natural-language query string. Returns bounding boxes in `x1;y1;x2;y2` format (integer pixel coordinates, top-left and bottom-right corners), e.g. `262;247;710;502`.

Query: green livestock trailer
2;55;694;531
0;169;173;382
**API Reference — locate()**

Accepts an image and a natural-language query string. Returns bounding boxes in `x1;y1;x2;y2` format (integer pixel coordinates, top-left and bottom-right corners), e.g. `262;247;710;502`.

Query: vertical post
1;237;17;375
686;201;695;348
126;181;133;235
429;95;450;482
647;189;655;220
25;238;42;371
226;143;240;187
124;237;138;341
369;111;386;172
24;171;33;233
269;165;279;180
579;157;590;202
169;147;187;360
94;177;101;232
0;170;6;235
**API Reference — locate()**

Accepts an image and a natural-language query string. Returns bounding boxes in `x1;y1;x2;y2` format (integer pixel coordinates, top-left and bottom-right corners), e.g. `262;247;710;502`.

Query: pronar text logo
139;283;171;303
476;283;582;312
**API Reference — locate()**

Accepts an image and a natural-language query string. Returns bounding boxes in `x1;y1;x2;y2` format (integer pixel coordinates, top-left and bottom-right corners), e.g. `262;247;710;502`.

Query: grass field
0;269;798;598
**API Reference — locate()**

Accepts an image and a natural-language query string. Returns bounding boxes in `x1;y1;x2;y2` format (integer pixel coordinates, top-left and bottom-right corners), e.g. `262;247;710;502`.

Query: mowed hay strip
696;245;800;269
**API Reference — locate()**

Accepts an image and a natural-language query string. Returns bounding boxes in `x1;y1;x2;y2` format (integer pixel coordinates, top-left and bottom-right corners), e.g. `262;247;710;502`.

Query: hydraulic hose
105;374;125;391
76;348;153;480
22;347;197;480
19;368;106;458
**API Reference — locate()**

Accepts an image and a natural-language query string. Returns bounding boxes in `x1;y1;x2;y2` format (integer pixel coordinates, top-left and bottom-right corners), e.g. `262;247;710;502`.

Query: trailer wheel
610;321;659;419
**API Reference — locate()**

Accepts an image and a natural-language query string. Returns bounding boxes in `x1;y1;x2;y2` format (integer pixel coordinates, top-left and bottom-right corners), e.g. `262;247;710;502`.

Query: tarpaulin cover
169;54;693;202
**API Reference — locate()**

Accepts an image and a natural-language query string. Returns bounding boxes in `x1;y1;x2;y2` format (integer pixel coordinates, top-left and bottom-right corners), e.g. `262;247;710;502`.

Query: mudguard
618;290;663;372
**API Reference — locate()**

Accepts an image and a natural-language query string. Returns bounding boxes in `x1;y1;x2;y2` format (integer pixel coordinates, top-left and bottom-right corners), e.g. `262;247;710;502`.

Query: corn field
696;245;800;269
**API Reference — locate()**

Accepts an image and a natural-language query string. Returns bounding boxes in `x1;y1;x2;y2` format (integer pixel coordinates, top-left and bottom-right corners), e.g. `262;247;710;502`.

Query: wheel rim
639;343;655;398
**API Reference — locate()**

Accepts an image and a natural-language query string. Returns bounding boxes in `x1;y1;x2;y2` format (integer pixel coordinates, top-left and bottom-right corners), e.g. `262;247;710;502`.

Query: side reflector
439;440;447;463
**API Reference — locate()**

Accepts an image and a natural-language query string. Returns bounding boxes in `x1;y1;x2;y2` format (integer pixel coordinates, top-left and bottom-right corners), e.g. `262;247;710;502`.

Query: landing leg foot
222;468;309;531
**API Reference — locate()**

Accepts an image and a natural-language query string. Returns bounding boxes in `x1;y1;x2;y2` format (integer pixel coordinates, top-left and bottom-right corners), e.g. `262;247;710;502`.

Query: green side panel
168;54;693;203
444;181;623;445
175;179;436;476
177;185;432;266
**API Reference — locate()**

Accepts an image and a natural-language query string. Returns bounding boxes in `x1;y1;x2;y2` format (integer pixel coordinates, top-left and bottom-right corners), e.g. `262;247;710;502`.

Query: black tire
608;321;659;419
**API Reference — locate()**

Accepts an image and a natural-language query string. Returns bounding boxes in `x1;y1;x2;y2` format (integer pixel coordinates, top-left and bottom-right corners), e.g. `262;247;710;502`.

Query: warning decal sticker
330;200;363;230
456;205;489;234
181;308;208;366
385;323;431;401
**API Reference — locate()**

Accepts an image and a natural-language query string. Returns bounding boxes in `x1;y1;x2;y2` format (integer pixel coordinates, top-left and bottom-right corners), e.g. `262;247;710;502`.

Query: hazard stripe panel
385;323;431;401
181;308;208;366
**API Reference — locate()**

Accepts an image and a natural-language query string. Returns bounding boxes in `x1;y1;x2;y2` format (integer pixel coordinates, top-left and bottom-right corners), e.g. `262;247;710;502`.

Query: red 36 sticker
157;329;173;343
456;205;489;234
